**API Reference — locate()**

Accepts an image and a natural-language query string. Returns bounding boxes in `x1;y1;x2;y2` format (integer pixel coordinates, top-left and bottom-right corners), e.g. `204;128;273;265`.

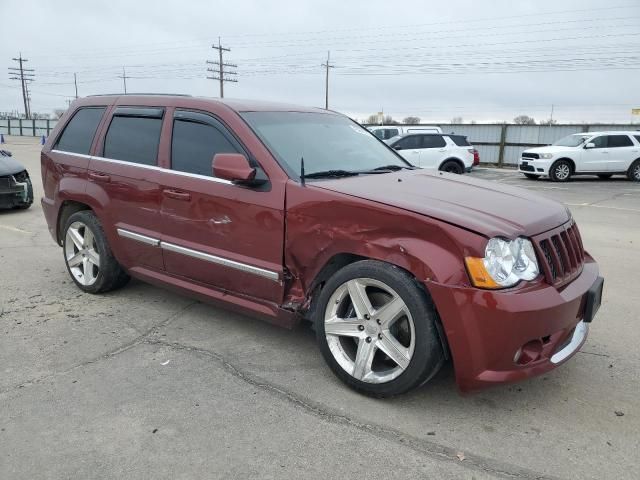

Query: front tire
314;260;444;397
439;160;463;174
549;160;572;182
627;159;640;182
62;210;130;293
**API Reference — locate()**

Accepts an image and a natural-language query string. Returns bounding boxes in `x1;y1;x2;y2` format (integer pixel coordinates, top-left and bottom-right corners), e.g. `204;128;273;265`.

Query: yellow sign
632;108;640;115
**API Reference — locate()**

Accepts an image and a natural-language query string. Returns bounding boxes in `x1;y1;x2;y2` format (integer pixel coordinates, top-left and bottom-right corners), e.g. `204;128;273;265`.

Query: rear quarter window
447;135;471;147
54;107;106;155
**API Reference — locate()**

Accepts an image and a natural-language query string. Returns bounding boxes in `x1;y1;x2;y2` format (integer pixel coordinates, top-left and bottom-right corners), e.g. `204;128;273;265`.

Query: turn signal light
464;257;500;289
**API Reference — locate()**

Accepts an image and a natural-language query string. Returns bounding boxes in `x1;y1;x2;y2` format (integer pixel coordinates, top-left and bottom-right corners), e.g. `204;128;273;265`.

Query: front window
242;112;409;177
552;134;590;147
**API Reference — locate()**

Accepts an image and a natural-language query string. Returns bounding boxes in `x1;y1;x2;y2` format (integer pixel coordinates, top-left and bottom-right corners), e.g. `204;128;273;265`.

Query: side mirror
212;153;256;184
393;144;402;150
584;142;595;149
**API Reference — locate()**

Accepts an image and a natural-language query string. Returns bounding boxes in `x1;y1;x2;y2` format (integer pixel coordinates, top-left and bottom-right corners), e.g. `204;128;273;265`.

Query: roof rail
86;93;192;97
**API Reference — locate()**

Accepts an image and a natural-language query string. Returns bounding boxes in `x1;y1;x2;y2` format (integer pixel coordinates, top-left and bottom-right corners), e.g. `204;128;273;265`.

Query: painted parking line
0;224;31;234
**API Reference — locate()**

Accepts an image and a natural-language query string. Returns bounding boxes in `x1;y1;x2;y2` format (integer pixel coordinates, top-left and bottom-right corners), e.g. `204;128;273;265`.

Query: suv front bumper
518;158;553;175
427;254;601;392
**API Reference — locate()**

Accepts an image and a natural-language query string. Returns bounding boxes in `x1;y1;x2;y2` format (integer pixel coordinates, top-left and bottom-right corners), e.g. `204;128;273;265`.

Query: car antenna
300;156;305;186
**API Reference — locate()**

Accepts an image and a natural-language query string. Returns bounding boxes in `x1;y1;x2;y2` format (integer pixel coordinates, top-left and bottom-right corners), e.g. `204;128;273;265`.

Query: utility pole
321;51;334;110
74;73;78;98
550;104;554;123
117;67;129;94
8;53;35;119
207;37;237;98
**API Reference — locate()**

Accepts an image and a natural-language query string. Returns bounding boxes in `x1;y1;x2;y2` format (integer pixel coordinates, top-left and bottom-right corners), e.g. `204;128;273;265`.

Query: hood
0;156;26;176
312;170;570;238
524;145;578;154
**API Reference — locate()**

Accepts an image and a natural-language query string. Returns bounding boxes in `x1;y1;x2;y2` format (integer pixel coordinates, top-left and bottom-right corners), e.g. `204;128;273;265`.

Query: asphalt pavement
1;137;638;479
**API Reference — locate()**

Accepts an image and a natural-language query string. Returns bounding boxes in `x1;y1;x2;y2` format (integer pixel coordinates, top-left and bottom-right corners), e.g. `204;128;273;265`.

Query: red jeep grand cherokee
41;95;603;396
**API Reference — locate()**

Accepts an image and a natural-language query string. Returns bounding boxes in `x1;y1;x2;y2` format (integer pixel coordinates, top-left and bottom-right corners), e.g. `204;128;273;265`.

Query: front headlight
465;237;539;289
539;153;554;159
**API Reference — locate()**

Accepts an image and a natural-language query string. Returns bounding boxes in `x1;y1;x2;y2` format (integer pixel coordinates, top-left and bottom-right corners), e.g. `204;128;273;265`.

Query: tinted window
634;135;640;144
422;135;446;148
395;135;421;150
385;128;399;139
607;135;633;148
447;135;470;146
55;107;105;154
590;136;607;148
104;115;162;165
171;119;240;176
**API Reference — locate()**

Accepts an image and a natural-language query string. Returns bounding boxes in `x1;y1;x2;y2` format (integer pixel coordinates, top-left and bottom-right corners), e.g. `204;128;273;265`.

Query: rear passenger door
605;135;638;171
156;110;285;303
87;107;165;271
418;134;447;169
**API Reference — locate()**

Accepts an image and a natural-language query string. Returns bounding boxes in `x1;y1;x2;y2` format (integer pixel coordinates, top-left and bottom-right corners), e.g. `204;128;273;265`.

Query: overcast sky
1;0;639;123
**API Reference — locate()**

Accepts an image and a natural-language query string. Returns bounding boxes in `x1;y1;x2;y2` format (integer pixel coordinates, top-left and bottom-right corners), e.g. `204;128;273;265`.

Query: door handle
438;148;446;152
88;172;111;182
163;189;191;201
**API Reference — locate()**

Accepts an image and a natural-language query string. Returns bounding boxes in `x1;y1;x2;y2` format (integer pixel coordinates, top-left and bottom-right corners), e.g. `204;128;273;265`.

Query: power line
206;37;237;98
8;53;35;118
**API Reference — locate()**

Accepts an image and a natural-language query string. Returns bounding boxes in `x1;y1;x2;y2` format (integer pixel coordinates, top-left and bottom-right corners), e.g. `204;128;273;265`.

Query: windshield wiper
361;164;414;173
304;169;360;179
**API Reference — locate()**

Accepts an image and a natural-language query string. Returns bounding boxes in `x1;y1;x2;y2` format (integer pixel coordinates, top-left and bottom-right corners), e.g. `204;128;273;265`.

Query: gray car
0;150;33;209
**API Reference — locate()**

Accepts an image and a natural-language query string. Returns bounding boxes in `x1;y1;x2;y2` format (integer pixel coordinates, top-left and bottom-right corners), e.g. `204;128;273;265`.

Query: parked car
519;131;640;182
368;125;442;140
0;150;33;209
41;95;603;396
386;133;475;173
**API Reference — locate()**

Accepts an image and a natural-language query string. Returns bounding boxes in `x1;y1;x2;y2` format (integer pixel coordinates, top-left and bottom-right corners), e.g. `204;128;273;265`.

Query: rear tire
627;160;640;182
524;173;539;180
439;160;463;175
314;260;444;397
62;210;130;294
597;174;613;180
549;160;572;182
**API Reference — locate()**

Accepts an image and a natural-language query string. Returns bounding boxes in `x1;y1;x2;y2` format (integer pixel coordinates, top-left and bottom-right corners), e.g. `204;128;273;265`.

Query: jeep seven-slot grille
534;222;585;287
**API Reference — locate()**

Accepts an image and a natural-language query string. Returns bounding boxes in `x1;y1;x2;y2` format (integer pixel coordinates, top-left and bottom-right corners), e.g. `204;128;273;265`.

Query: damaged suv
41;95;603;396
0;150;33;210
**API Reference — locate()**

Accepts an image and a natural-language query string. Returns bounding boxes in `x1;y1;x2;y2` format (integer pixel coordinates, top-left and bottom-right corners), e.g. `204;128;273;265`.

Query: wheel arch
438;157;465;172
56;200;93;245
553;157;576;172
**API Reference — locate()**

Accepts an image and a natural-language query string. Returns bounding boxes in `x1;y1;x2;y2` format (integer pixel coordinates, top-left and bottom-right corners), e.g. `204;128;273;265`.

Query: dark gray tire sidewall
550;160;571;182
62;211;114;294
440;160;463;174
628;160;640;182
314;260;443;397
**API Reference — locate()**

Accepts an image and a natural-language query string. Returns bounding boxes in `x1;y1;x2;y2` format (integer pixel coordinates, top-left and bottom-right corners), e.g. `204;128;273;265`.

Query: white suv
519;131;640;182
369;125;442;140
386;133;475;174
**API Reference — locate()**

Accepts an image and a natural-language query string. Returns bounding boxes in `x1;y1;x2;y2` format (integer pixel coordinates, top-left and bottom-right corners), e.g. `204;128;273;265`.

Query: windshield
553;134;590;147
241;112;409;177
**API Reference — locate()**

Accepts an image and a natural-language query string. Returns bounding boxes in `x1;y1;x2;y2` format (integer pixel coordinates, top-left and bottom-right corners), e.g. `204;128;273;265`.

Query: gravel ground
1;136;638;479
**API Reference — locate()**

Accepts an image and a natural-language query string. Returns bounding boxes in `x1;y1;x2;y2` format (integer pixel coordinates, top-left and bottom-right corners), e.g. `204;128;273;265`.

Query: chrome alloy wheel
324;278;416;384
555;163;570;180
64;221;101;286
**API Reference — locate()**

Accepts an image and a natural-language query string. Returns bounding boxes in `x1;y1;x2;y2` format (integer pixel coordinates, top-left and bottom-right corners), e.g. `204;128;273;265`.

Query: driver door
580;135;610;171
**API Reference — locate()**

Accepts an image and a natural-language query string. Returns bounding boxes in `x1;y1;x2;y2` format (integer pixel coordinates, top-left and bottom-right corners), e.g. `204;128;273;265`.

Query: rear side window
635;135;640;144
384;128;399;139
171;119;240;176
447;135;470;147
54;107;105;155
104;114;163;165
422;135;446;148
607;135;633;148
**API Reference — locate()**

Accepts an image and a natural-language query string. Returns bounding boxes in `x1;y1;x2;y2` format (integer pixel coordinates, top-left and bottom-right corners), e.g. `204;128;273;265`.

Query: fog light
514;339;543;365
